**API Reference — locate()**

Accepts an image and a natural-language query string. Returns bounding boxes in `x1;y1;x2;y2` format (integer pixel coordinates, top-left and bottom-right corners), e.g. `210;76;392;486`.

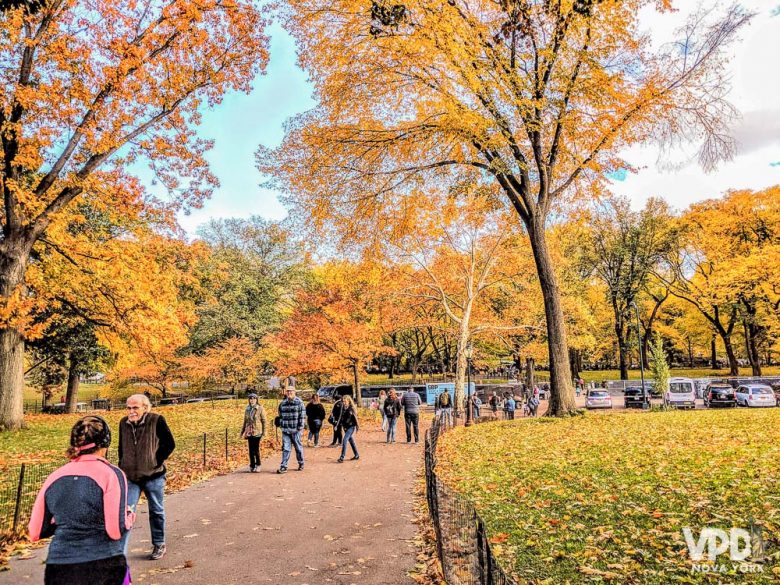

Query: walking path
2;426;424;585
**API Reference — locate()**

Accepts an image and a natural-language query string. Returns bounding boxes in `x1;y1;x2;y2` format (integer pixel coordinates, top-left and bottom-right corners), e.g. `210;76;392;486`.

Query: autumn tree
0;0;268;428
394;192;536;412
259;0;750;415
663;188;780;376
267;261;393;401
579;197;675;379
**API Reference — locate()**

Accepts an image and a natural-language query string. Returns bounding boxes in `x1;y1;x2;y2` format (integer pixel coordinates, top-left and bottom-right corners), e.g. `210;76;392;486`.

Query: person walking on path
328;395;344;446
377;389;388;432
435;390;453;427
336;396;360;462
470;394;482;419
489;391;500;419
383;389;402;443
306;394;326;447
240;393;267;472
505;394;516;420
277;386;306;473
402;388;422;443
119;394;175;561
29;416;135;585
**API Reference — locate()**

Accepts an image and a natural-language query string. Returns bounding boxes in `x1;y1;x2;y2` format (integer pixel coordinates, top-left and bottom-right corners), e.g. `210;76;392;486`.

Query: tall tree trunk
0;247;29;430
612;303;629;380
723;335;738;376
528;220;576;415
687;337;694;368
711;336;718;370
352;362;361;403
744;320;762;377
569;348;580;379
525;357;535;392
65;354;80;414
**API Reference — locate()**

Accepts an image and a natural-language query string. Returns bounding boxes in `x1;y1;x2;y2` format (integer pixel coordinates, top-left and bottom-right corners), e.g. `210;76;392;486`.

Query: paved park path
2;426;424;585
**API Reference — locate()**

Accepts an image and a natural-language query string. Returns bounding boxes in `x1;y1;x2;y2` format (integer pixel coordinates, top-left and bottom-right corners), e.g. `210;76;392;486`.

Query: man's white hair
127;394;152;409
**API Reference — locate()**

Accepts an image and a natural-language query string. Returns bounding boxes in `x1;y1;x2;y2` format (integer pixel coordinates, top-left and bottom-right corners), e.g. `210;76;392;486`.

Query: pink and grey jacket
29;455;135;564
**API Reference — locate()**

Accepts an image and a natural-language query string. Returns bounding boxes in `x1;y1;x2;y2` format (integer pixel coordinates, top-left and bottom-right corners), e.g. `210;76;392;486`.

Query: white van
667;377;696;409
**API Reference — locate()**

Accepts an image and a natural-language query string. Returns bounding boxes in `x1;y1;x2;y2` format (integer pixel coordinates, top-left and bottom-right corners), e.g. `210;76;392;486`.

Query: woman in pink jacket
29;415;135;585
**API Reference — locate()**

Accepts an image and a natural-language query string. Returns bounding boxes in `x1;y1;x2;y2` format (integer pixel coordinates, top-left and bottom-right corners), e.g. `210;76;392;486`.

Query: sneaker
249;466;256;472
150;544;166;560
297;463;304;471
277;467;287;474
337;457;344;463
351;455;360;461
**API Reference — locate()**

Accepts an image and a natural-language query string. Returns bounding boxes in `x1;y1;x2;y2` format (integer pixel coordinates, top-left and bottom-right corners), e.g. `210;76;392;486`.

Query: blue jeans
339;426;359;459
127;474;166;546
281;431;304;469
439;407;453;427
386;416;398;442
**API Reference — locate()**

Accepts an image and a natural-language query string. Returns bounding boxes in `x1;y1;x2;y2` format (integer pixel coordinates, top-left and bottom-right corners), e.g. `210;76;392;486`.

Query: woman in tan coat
241;393;267;472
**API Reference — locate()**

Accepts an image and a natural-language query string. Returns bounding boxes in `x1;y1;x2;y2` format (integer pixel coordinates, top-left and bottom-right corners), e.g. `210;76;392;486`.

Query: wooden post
12;464;26;533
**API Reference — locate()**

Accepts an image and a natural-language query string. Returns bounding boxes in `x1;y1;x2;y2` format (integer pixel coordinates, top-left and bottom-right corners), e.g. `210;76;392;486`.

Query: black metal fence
0;428;255;538
425;416;516;585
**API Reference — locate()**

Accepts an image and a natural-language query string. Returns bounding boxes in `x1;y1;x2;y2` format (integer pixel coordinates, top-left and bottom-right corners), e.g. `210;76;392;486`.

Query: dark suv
624;386;651;409
704;383;737;408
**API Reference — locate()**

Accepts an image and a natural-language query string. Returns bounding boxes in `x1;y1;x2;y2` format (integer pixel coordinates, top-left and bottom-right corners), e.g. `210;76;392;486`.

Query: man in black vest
119;394;175;560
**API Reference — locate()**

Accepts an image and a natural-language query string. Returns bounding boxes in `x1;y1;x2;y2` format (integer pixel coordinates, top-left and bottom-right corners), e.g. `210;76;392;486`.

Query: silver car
585;389;613;409
736;384;777;408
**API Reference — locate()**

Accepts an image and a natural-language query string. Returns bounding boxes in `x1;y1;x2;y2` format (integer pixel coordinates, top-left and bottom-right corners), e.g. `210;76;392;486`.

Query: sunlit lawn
438;409;780;583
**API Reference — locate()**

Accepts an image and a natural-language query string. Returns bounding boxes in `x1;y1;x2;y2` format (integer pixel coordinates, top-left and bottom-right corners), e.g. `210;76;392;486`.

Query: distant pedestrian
489;391;499;419
306;394;326;447
383;389;402;443
119;394;175;561
30;416;134;585
505;395;516;420
241;393;267;472
435;390;453;427
329;395;344;446
337;396;360;462
277;386;305;473
402;387;422;443
378;389;388;432
529;394;540;417
470;395;482;419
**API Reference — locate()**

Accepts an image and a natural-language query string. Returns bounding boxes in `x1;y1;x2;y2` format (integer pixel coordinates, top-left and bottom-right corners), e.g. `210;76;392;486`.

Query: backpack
439;392;451;407
383;399;396;418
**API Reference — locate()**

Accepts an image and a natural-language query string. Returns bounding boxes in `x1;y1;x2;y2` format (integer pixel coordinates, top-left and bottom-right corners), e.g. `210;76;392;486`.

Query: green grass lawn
437;409;780;583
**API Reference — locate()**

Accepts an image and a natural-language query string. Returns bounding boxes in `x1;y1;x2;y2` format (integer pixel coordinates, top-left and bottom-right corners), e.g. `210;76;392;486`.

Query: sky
173;2;780;235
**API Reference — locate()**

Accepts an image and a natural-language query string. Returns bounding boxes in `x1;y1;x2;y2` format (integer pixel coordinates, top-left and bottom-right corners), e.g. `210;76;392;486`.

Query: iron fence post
12;464;26;533
202;433;207;467
225;428;229;461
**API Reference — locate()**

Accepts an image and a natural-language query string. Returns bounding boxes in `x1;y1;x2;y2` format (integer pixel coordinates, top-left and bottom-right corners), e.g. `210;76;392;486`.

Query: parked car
736;384;777;408
45;402;88;414
585;389;612;410
703;383;737;408
666;377;696;409
316;384;353;403
624;386;651;409
158;396;185;406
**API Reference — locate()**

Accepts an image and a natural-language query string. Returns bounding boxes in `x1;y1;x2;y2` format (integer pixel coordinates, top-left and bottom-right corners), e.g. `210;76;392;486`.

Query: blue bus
424;382;475;405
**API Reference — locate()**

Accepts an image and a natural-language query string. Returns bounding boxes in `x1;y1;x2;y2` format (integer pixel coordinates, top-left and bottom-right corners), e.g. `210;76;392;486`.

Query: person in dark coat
329;396;344;446
306;394;326;447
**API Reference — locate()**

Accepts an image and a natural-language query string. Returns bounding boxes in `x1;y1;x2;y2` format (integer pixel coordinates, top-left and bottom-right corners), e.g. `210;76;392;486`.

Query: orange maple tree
266;261;394;401
0;0;269;428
